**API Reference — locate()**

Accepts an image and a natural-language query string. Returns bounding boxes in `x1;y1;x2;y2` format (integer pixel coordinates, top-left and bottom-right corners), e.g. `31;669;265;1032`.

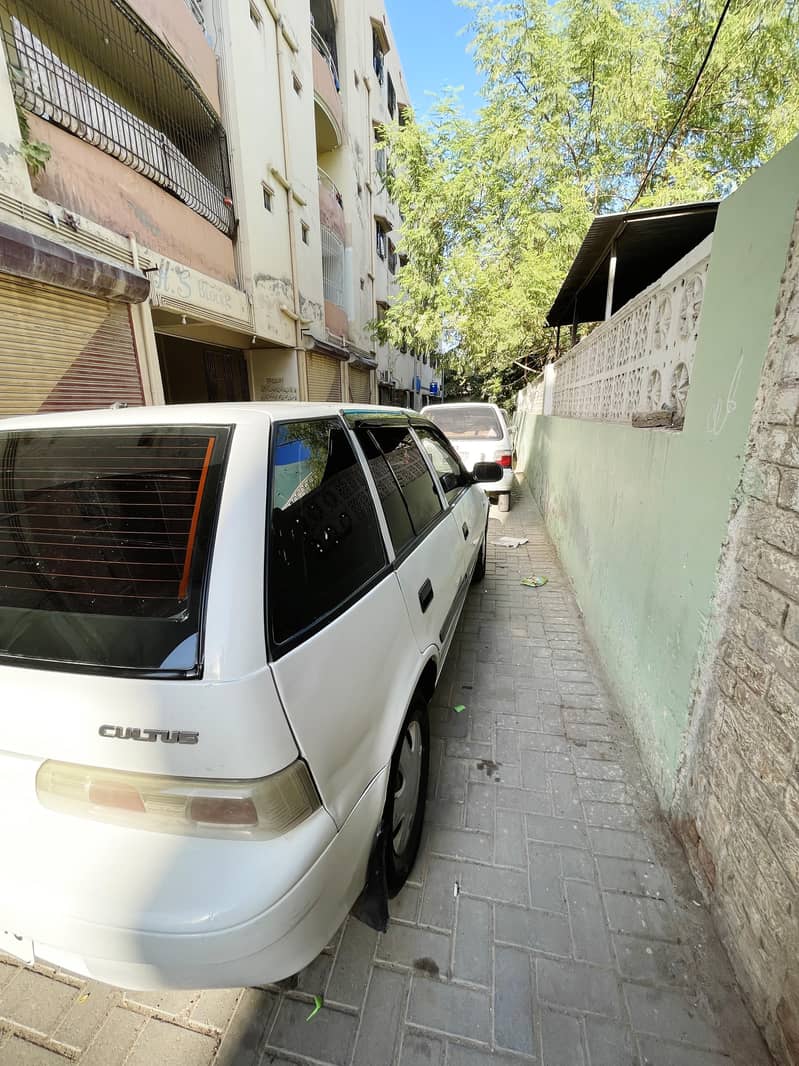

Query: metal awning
547;201;719;328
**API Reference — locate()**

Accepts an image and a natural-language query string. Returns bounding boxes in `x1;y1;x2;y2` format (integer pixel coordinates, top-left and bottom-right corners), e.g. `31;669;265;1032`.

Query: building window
376;220;388;260
388;240;397;276
398;104;410;128
249;3;262;28
387;73;396;118
301;221;310;245
374;124;387;178
372;28;385;85
262;183;273;211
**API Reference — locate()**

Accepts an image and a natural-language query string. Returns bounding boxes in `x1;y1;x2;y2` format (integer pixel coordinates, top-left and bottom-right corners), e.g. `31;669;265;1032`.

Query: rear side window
0;426;230;674
359;426;443;553
414;424;468;504
426;405;503;440
269;419;387;646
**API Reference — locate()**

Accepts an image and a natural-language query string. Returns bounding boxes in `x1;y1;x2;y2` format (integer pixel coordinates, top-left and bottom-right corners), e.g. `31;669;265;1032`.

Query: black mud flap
351;820;389;933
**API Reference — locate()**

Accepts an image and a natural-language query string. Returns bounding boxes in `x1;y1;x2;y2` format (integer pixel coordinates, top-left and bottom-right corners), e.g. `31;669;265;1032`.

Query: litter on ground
521;575;548;588
493;536;529;548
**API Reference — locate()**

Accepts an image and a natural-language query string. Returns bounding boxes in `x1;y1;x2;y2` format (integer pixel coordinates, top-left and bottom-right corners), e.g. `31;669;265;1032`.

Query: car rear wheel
384;694;430;897
498;492;511;513
471;520;487;584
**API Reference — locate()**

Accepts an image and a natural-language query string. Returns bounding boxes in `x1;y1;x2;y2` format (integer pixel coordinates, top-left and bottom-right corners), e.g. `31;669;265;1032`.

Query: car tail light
495;452;513;468
36;759;320;840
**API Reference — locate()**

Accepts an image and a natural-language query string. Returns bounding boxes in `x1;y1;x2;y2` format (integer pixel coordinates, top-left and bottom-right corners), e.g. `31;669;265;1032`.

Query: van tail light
36;760;320;840
495;452;513;468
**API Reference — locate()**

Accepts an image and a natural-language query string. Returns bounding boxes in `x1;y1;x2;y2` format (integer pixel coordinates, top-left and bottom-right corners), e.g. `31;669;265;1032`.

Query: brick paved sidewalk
0;480;772;1066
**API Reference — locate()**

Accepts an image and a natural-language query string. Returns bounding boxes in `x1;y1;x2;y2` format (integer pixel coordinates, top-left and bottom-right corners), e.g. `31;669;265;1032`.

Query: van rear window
0;426;230;675
426;406;502;440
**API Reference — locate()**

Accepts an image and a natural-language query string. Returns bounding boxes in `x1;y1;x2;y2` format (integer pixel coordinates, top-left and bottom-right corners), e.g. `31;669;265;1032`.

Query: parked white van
421;402;515;511
0;403;502;990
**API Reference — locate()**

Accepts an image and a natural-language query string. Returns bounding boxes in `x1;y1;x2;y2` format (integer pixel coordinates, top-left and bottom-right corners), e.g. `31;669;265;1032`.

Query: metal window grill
0;0;233;235
320;224;344;308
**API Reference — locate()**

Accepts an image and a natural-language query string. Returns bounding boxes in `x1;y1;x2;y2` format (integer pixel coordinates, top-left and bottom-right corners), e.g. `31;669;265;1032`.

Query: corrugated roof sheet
547;201;720;327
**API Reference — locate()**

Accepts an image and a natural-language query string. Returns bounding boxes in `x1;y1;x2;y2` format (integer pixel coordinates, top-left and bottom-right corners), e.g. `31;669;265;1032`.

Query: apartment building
0;0;438;416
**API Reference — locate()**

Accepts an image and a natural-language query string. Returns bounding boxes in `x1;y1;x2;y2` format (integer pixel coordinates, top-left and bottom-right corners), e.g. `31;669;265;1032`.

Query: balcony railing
321;223;345;308
318;166;343;209
184;0;204;28
1;0;233;236
311;25;339;90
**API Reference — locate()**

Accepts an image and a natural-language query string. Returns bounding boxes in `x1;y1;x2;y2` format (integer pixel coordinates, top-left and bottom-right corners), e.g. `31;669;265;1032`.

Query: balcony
312;25;343;152
1;0;233;236
321;222;347;338
318;167;345;242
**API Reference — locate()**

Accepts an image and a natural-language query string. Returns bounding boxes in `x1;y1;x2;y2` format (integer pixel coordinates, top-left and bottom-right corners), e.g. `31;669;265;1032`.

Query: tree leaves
380;0;799;403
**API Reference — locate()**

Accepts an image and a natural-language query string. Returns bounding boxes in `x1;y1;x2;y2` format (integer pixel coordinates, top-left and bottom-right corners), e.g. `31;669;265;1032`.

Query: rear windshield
426;406;503;440
0;426;230;675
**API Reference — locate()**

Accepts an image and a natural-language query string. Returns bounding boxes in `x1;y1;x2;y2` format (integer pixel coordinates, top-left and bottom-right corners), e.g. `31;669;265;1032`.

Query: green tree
380;0;799;403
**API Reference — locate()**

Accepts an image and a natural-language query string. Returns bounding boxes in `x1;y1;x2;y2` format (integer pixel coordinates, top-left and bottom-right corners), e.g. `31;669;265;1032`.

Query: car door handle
418;578;434;613
462;522;469;540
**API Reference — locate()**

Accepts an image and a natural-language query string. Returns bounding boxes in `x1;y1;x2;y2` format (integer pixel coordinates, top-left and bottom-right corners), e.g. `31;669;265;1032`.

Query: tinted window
0;426;230;674
370;427;442;535
355;429;415;553
269;419;387;645
414;425;468;504
426;405;503;440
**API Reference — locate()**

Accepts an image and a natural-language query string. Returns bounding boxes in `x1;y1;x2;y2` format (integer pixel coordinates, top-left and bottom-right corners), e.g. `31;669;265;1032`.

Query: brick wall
675;206;799;1065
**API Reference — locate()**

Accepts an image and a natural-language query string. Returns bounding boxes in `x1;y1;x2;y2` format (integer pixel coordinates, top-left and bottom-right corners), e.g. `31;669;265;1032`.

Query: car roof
0;402;419;432
421;401;500;411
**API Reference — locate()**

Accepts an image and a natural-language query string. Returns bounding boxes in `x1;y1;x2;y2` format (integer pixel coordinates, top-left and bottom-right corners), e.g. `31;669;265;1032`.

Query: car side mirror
439;472;463;494
473;461;504;483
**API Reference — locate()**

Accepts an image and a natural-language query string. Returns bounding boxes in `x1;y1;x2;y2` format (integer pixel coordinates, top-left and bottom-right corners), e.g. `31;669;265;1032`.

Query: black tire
498;492;511;513
471;519;487;584
384;694;430;897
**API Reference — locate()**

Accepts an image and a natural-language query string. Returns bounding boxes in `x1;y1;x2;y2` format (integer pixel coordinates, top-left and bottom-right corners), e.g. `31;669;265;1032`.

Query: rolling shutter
306;351;342;402
0;273;144;416
349;365;371;403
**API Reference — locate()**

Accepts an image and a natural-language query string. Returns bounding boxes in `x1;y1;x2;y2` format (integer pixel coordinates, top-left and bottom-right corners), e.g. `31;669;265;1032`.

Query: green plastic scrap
306;995;323;1021
521;576;548;588
453;704;466;714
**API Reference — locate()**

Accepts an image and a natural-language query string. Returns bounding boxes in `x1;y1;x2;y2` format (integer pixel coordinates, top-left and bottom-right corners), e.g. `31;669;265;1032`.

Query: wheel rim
392;720;423;856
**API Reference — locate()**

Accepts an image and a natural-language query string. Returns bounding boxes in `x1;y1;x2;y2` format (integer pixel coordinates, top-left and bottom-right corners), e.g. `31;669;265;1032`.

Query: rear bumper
0;758;387;989
480;469;514;496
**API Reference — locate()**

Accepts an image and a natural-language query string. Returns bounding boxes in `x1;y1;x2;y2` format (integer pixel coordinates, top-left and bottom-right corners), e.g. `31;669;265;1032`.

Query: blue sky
387;0;483;118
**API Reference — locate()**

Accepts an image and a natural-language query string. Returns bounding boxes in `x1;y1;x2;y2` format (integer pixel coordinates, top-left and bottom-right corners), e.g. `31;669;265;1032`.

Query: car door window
269;419;387;646
414;424;469;505
360;426;443;549
355;429;415;552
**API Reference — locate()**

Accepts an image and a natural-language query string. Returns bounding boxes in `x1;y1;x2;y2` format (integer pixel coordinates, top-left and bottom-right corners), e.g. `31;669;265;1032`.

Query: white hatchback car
421;402;515;511
0;403;502;990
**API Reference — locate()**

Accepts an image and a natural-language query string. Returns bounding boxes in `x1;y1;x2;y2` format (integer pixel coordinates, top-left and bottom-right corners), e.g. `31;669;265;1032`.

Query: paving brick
561;846;596;881
53;982;119;1050
421;858;461;929
451;896;490;986
189;989;241;1032
527;814;587;848
392;884;421;923
437;758;469;802
520;732;570;753
603;893;678;941
268;998;359;1065
496;728;521;763
445;1043;526;1066
596;857;671;899
537;956;621;1017
459;860;529;905
352;966;407;1066
378;923;451;977
496;785;552;814
407;975;490;1043
522;748;550;789
125;1018;216;1066
566;880;613;964
326;917;378;1008
495;903;571;956
0;1038;68;1065
574;760;625;781
399;1030;444;1065
428;799;466;829
624;984;724;1049
0;970;76;1035
0;962;19;991
464;782;493;834
584;1017;636;1066
529;843;567;912
80;1007;148;1066
494;945;536;1054
540;1007;586;1066
613;934;690;984
495;807;526;867
636;1036;734;1065
584;801;639;830
587;828;655;861
550;773;583;820
430;827;492;862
